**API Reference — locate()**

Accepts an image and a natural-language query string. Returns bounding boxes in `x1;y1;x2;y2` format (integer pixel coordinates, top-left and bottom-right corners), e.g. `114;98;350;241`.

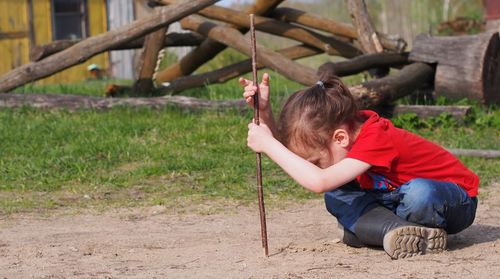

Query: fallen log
161;44;320;93
152;0;284;83
393;105;471;120
180;15;318;86
0;0;219;93
156;0;361;58
270;7;406;52
29;33;204;62
0;93;246;112
349;62;435;108
318;52;409;77
409;32;500;105
447;148;500;159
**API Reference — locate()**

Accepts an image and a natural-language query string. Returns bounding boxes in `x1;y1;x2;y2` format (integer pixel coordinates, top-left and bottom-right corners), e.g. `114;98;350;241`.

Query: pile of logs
0;0;498;112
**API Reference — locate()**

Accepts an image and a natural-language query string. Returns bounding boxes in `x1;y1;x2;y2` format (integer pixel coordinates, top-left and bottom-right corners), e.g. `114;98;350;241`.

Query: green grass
1;73;498;214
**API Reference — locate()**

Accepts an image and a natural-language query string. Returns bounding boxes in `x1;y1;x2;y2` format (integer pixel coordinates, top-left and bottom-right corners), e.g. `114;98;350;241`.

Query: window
51;0;88;40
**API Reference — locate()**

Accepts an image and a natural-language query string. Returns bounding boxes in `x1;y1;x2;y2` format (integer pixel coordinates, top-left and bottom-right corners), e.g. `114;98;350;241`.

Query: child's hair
278;74;358;152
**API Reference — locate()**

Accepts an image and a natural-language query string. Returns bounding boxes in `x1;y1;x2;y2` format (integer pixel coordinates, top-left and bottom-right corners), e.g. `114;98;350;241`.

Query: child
239;73;479;259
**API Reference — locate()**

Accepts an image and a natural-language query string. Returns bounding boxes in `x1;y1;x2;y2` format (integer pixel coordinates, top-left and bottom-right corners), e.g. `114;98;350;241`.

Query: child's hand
239;73;270;112
247;122;273;153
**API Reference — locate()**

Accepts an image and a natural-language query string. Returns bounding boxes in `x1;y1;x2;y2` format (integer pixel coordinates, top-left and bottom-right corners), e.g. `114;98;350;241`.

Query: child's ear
332;129;350;148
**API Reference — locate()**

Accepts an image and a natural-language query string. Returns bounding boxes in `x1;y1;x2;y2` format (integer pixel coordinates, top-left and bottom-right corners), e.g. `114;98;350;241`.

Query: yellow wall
0;0;109;85
0;0;30;75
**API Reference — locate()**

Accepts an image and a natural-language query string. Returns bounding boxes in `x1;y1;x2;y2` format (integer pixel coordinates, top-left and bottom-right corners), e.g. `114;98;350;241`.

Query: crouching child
239;73;478;259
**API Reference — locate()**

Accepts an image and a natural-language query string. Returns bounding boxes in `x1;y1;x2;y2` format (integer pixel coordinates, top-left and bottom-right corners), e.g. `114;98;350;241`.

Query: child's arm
248;123;371;193
239;73;278;137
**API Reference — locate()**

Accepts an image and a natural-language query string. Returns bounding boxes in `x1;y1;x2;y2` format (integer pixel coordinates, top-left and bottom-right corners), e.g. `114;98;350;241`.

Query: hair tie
316;80;325;89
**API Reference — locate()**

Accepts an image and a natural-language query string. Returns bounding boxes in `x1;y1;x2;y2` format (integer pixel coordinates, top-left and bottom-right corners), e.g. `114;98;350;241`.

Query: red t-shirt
346;110;479;197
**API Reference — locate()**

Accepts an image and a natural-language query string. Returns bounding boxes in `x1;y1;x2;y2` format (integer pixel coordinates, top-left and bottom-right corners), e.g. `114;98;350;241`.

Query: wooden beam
151;0;285;83
0;0;220;93
317;52;409;76
155;0;361;58
29;33;204;62
133;23;168;95
179;15;318;86
161;44;320;93
270;7;406;52
347;0;383;54
346;0;388;78
0;31;29;40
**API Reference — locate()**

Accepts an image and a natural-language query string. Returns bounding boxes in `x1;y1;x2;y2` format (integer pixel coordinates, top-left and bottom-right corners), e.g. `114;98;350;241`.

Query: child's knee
399;178;440;207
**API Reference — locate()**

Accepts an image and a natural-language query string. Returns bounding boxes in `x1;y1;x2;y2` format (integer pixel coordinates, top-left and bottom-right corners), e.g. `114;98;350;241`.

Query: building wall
107;0;135;80
0;1;30;75
0;0;109;85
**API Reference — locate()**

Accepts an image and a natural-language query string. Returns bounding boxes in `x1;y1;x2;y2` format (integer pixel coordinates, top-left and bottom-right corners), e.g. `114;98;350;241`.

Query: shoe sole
383;226;447;259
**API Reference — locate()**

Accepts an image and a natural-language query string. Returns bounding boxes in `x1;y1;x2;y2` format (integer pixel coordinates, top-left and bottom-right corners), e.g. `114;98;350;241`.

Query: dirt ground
1;182;500;279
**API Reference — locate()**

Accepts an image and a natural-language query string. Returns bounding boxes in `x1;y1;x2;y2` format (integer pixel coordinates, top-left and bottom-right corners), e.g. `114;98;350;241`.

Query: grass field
1;72;498;214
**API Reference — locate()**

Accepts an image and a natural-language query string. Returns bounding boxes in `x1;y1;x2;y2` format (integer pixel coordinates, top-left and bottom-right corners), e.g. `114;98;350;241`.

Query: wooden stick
250;14;269;257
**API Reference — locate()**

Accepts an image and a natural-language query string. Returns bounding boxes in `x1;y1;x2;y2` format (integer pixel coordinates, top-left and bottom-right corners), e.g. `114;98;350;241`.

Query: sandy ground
1;182;500;279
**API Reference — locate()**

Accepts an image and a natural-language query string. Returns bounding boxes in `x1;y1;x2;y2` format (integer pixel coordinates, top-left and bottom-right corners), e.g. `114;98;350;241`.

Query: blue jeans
324;178;478;235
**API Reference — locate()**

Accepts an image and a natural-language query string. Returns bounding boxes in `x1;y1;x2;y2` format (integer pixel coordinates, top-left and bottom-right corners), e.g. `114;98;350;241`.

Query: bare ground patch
1;182;500;278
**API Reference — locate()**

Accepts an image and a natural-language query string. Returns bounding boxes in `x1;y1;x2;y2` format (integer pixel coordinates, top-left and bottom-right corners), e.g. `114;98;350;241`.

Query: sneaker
383;226;447;259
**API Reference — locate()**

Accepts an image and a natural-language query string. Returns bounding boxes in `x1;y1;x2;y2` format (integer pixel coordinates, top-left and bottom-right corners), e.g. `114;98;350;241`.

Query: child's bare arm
239;73;278;137
247;123;370;193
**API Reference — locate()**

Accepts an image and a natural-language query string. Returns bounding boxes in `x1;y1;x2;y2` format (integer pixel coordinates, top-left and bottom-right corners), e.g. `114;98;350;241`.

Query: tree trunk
152;0;284;83
162;44;320;93
156;0;360;58
30;33;204;62
0;93;246;112
179;15;318;86
317;52;409;77
409;32;500;105
0;0;219;93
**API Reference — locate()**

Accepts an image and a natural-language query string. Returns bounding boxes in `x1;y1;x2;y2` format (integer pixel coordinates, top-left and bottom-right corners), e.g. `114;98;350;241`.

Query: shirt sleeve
346;120;399;172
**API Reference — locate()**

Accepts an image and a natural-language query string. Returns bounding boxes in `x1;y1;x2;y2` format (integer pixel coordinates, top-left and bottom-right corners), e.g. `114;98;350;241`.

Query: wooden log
270;7;406;52
317;52;409;77
409;32;500;105
30;33;204;62
133;24;168;95
156;0;361;58
393;105;471;120
161;44;320;93
153;0;284;83
0;0;219;93
180;15;318;86
0;93;246;112
447;148;500;159
347;0;383;54
347;0;388;78
350;62;435;108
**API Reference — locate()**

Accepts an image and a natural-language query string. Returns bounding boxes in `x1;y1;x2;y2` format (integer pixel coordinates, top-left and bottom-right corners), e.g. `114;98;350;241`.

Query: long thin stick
250;14;269;257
